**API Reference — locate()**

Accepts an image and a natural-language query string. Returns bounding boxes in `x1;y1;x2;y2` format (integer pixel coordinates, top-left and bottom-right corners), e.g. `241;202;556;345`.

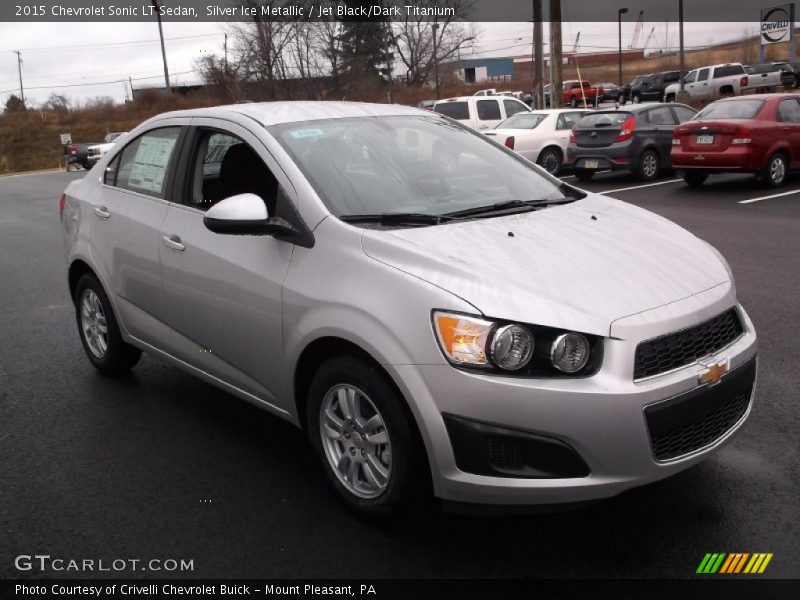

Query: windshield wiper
339;212;454;226
443;198;573;219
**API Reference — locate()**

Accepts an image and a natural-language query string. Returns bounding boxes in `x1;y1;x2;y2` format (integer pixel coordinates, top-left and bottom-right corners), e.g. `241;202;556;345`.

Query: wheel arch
68;258;98;300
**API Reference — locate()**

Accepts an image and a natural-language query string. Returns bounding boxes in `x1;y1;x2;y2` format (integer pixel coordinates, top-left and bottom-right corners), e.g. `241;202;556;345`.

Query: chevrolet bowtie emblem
699;359;730;386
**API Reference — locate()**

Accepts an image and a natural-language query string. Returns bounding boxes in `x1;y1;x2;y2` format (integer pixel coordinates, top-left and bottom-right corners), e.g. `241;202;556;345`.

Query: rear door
777;98;800;167
642;106;679;160
89;121;187;348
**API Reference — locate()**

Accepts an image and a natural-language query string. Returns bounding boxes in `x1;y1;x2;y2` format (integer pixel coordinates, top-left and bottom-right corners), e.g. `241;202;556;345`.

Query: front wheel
665;93;675;102
573;168;594;181
306;356;429;518
763;153;788;187
570;97;578;108
636;149;660;181
537;147;563;175
74;274;141;375
683;171;709;187
632;93;641;104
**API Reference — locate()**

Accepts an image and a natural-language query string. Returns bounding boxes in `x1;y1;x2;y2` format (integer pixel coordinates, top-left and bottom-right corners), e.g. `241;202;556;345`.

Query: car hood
360;194;730;336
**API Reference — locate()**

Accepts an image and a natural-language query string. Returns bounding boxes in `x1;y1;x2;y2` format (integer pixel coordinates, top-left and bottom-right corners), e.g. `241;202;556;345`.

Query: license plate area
583;159;599;169
695;134;714;144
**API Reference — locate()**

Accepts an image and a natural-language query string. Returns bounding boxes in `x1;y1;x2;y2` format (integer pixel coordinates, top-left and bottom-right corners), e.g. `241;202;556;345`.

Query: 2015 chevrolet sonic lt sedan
60;102;757;517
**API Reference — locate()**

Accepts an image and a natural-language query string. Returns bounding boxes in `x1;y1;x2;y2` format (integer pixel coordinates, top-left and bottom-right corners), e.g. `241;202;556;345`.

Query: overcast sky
0;21;758;107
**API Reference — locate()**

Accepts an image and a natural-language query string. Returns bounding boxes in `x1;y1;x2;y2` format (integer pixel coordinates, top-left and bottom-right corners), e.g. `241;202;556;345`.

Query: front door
158;119;295;407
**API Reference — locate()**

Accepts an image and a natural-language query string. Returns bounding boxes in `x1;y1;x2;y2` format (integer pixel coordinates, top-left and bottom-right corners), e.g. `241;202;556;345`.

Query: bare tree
393;0;477;86
42;93;70;113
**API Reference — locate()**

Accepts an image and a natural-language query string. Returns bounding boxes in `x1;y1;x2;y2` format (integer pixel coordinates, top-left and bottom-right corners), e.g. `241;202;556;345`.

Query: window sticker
128;135;178;194
289;128;324;139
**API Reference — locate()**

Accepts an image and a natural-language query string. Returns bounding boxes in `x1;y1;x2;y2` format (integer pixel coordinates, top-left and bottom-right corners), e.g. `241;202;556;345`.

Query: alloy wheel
769;155;786;185
80;289;108;358
641;151;658;179
539;149;561;174
319;384;392;499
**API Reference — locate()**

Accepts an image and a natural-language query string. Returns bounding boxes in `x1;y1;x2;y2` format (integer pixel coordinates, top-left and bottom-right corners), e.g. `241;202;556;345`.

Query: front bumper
387;286;757;506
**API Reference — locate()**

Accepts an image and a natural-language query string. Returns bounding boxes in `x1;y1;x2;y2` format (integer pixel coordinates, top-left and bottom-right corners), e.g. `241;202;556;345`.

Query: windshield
496;113;547;129
270;115;571;220
696;100;765;120
578;112;631;127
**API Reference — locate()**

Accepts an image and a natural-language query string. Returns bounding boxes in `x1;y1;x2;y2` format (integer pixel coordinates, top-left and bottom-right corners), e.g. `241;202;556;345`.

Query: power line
1;33;223;54
0;69;198;96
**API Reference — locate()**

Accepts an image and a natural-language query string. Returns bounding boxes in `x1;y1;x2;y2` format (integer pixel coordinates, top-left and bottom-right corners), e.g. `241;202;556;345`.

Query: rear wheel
683;171;709;187
74;274;141;375
306;355;428;518
763;153;788;187
632;93;641;104
574;168;594;181
570;97;578;108
665;93;676;102
537;147;563;175
636;149;660;181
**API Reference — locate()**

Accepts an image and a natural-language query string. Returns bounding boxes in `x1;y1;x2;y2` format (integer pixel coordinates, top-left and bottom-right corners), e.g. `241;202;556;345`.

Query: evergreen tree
337;1;394;81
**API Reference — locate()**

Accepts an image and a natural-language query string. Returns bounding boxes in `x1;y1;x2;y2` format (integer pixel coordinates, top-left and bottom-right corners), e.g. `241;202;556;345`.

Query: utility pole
533;0;544;109
224;33;229;73
432;22;441;99
151;0;171;92
550;0;562;108
129;75;135;101
678;0;685;99
13;50;24;105
618;8;628;87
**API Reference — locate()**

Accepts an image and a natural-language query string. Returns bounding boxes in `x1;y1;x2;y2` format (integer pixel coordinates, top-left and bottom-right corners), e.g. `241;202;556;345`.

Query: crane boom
629;10;644;49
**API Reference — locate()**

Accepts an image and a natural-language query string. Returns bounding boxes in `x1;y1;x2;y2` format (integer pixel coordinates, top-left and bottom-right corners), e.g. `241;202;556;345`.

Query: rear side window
477;99;501;121
672;106;697;123
696;100;765;120
503;99;528;117
556;111;585;130
713;65;745;78
645;106;677;125
778;99;800;123
434;101;469;120
113;127;181;198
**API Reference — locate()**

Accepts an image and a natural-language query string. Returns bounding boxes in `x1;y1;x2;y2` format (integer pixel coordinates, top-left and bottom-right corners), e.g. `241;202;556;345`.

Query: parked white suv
664;63;749;101
433;95;530;130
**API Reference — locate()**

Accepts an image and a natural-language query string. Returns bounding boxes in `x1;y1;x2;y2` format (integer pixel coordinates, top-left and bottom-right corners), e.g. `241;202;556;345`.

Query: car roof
592;103;694;114
712;93;794;102
147;101;424;127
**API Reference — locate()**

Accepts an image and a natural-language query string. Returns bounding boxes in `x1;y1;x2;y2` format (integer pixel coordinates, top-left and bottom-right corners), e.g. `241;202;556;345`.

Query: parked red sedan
672;94;800;187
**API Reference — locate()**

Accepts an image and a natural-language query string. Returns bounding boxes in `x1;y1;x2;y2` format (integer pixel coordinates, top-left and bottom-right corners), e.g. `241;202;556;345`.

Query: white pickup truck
433;95;531;130
663;63;749;101
85;132;128;166
743;64;783;92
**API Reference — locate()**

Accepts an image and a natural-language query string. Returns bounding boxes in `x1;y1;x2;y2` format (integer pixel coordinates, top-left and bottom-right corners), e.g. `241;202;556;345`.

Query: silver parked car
61;102;757;517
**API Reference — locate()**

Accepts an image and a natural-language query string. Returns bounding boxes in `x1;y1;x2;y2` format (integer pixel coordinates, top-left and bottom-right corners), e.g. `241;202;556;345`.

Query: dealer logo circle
762;8;790;43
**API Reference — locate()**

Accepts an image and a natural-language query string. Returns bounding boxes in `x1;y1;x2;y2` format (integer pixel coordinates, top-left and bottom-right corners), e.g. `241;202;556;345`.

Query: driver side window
188;130;278;215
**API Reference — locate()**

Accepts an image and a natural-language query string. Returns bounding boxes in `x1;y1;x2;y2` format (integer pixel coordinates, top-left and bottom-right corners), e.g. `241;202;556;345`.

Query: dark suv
619;71;681;104
566;103;697;181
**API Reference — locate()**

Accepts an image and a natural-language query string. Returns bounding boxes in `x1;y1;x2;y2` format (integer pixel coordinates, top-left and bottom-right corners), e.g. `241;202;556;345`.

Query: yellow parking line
738;189;800;204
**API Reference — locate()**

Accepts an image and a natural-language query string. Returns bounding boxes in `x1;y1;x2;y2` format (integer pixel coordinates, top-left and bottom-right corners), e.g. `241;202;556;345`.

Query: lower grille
645;358;755;461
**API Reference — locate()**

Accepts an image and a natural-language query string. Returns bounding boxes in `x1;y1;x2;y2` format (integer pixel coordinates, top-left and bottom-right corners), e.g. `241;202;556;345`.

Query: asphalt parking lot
1;168;798;579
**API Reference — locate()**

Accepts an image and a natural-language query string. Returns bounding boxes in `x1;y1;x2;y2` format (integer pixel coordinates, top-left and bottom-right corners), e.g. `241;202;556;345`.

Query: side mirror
203;193;297;238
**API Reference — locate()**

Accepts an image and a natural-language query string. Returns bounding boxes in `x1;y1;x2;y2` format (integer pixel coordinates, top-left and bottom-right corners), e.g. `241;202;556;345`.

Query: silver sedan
61;101;757;518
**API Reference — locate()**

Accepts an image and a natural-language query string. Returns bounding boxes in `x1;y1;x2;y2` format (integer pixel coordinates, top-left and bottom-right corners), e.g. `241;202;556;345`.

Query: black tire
74;273;141;375
665;93;675;103
683;171;709;187
570;97;578;108
306;355;429;519
632;93;641;104
537;146;563;175
574;168;594;181
762;153;788;188
636;149;660;181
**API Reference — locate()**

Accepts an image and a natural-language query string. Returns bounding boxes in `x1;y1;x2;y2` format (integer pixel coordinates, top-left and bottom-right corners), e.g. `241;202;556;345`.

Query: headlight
433;312;493;367
550;333;590;373
489;324;534;371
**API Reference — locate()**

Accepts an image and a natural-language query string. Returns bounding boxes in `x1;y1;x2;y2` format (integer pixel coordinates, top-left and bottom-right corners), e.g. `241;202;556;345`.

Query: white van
433;95;530;130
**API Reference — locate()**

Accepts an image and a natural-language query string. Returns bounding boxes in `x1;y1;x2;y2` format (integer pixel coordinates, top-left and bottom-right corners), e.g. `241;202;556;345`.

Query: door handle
93;206;110;219
162;235;185;252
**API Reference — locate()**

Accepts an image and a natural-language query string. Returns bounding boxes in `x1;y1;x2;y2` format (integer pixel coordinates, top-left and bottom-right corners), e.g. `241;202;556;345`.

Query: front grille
649;386;751;461
634;309;743;380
